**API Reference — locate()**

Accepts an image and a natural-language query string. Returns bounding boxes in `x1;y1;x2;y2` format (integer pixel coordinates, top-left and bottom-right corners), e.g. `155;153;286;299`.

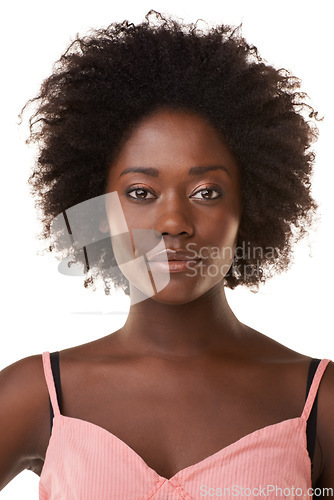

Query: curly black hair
23;10;319;296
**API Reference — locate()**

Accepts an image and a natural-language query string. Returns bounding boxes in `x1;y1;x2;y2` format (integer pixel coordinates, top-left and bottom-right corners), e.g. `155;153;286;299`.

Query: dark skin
0;109;333;492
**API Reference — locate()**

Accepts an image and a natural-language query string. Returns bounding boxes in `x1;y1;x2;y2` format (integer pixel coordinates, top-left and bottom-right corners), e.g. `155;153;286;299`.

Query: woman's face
104;108;242;305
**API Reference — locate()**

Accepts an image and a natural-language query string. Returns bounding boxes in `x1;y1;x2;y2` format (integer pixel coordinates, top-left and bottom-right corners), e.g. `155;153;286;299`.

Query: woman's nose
153;200;194;238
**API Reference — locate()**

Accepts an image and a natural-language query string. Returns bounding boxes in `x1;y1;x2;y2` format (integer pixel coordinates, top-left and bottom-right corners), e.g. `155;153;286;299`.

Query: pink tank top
39;352;330;499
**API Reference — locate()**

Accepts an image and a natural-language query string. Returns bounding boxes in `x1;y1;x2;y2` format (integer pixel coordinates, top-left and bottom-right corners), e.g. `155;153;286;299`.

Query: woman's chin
128;278;222;306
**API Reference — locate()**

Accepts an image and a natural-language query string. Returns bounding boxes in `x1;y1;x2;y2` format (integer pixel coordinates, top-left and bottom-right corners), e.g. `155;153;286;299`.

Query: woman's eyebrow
119;165;231;178
189;165;231;178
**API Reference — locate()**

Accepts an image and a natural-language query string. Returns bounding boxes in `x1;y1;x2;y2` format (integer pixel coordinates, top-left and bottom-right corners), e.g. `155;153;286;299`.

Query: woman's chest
39;415;313;499
36;354;320;486
39;356;309;480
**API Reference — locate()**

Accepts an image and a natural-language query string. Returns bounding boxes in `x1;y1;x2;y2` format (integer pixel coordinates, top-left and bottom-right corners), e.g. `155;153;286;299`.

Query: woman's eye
125;186;222;201
191;188;222;200
126;187;155;200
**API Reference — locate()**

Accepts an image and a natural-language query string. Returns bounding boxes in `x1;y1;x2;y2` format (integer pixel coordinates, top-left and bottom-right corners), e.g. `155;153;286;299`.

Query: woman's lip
146;259;202;273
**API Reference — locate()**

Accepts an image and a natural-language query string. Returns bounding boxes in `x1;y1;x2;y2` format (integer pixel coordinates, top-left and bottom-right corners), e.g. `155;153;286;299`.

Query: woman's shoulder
0;353;50;423
0;353;50;488
238;324;332;397
0;353;57;434
239;323;315;365
244;324;334;485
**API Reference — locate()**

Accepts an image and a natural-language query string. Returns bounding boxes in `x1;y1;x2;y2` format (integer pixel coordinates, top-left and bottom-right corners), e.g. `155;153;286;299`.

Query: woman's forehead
109;108;240;177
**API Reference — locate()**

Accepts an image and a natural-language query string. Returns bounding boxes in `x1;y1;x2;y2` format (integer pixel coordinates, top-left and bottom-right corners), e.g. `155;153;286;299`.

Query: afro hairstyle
23;10;319;296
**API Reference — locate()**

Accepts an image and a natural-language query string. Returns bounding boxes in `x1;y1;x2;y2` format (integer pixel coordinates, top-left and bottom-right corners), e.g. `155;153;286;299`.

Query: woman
0;11;333;498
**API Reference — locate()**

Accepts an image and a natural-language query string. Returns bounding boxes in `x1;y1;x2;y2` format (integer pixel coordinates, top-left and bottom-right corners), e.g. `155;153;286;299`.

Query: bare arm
0;355;47;491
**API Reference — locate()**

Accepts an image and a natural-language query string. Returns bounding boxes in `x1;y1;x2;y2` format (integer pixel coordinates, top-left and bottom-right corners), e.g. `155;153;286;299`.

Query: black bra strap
305;358;321;469
49;351;62;433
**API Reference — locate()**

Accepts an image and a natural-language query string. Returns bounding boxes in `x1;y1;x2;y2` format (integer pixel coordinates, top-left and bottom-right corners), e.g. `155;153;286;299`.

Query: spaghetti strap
42;351;61;417
301;358;331;421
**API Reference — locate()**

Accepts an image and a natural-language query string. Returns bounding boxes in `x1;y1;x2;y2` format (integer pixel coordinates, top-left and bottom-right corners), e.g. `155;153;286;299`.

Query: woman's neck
117;282;244;359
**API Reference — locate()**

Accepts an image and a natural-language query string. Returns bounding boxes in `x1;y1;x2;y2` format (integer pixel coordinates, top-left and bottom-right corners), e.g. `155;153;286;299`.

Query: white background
1;0;333;497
